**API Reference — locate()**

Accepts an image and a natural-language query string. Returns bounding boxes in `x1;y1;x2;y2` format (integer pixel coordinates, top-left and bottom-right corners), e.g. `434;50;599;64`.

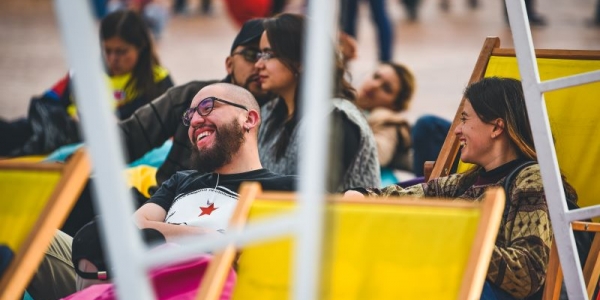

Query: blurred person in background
107;0;171;39
0;9;173;157
355;62;415;174
340;0;393;62
355;62;452;183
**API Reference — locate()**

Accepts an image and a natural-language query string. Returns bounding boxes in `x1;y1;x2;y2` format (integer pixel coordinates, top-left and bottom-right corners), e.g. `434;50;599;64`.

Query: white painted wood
505;0;600;298
53;0;155;299
294;0;339;299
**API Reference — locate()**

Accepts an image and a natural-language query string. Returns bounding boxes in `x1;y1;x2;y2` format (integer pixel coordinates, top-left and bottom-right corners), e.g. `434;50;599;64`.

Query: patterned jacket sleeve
487;165;553;298
363;174;462;197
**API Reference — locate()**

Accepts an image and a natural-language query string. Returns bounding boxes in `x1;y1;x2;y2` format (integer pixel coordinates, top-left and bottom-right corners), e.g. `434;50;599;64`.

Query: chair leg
583;232;600;297
543;242;563;300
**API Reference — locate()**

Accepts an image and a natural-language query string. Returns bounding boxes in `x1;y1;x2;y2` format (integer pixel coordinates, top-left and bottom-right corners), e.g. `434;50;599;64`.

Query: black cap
71;218;166;280
230;18;265;53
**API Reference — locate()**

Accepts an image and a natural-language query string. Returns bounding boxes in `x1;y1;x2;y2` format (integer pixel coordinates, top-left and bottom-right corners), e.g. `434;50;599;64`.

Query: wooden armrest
424;161;435;182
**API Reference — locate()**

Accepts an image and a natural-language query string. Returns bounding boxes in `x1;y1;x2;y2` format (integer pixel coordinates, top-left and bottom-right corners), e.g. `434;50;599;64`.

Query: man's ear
244;110;260;131
225;56;233;75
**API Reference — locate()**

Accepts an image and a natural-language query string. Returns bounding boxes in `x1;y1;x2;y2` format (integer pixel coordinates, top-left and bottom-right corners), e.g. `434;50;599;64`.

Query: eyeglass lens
183;97;214;126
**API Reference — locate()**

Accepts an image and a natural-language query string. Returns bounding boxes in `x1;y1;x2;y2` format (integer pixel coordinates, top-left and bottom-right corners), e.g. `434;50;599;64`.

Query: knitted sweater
361;163;577;299
258;97;381;192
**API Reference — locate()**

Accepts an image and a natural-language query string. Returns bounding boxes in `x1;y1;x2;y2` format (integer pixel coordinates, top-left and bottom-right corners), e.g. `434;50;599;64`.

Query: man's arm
133;203;216;242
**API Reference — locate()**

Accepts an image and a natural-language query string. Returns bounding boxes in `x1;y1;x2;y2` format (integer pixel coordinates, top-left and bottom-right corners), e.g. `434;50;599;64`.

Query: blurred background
1;0;599;123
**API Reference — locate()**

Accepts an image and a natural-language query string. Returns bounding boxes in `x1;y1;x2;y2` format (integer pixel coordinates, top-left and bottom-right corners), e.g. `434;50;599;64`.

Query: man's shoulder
235;169;298;192
168;80;222;96
259;172;298;192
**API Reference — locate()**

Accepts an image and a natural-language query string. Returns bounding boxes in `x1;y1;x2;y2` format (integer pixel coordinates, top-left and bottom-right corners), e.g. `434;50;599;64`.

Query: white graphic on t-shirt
165;187;238;232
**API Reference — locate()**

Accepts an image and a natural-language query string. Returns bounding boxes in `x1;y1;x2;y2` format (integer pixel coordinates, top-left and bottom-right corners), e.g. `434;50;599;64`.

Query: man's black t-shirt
148;169;297;232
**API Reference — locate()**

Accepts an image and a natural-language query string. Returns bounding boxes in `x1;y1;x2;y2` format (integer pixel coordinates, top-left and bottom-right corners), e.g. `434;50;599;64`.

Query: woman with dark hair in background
255;13;380;192
0;9;173;157
99;9;173;119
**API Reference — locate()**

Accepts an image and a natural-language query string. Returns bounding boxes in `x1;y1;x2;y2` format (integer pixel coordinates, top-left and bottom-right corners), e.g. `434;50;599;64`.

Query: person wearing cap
133;83;297;241
119;17;272;195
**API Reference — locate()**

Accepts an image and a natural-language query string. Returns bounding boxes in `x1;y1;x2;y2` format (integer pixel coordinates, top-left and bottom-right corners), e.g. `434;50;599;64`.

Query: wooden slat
195;182;262;300
459;187;505;299
429;36;500;180
543;242;564;300
493;48;600;60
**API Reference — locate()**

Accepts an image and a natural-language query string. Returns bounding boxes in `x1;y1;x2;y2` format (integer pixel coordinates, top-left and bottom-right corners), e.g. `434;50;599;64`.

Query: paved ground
1;0;599;123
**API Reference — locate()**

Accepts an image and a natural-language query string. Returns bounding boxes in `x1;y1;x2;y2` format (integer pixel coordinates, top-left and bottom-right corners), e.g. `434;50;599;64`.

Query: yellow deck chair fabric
197;182;505;300
483;55;600;209
426;37;600;300
0;149;90;300
125;165;158;198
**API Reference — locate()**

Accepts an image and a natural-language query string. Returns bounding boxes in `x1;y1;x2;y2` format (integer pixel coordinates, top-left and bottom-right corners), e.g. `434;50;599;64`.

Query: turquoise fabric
380;167;399;187
43;140;173;169
23;291;34;300
43;143;83;163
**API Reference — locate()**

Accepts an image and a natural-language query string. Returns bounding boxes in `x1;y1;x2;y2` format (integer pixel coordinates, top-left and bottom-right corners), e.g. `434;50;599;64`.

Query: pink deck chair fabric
62;254;236;300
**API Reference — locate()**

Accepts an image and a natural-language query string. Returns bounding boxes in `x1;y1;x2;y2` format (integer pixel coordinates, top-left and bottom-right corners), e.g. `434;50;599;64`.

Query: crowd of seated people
0;10;572;300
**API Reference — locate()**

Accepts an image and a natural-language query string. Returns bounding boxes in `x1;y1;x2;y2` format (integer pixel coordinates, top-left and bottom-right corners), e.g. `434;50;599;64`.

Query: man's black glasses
231;48;260;63
182;96;249;126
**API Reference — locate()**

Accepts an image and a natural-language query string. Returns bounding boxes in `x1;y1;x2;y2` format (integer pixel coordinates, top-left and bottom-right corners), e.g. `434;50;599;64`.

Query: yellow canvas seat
424;37;600;299
197;182;504;300
0;149;90;300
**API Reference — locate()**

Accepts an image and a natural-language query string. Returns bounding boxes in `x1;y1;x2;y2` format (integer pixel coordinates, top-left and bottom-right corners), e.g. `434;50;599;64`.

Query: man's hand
134;203;216;242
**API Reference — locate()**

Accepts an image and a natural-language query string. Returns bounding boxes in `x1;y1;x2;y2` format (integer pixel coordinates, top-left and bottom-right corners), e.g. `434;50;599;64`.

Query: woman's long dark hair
100;10;160;99
262;13;356;160
457;77;576;197
458;77;535;185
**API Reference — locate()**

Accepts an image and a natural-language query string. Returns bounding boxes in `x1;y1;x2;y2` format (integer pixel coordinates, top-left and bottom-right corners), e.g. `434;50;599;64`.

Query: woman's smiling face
454;100;496;166
356;64;402;111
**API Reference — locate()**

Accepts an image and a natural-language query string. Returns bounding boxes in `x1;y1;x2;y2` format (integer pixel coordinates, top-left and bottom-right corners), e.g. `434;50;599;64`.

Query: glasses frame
182;96;249;126
256;50;277;61
231;47;260;63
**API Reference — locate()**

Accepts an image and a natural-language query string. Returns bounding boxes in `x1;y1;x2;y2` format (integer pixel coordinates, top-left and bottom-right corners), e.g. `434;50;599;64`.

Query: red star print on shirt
199;203;218;216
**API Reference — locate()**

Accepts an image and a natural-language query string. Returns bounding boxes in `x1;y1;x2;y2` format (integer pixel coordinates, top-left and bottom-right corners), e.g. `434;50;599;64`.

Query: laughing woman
345;77;578;299
254;13;380;192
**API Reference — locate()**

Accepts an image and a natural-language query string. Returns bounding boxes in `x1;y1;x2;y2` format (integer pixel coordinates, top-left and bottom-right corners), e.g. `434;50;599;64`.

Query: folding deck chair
0;149;90;300
424;36;600;299
196;182;505;300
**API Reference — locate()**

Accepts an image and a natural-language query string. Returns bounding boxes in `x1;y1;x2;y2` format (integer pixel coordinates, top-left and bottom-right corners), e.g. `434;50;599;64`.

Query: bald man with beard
134;83;296;241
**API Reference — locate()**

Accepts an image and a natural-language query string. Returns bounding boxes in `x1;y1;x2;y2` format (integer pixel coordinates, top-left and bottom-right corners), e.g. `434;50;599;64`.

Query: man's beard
231;71;273;106
191;119;246;173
